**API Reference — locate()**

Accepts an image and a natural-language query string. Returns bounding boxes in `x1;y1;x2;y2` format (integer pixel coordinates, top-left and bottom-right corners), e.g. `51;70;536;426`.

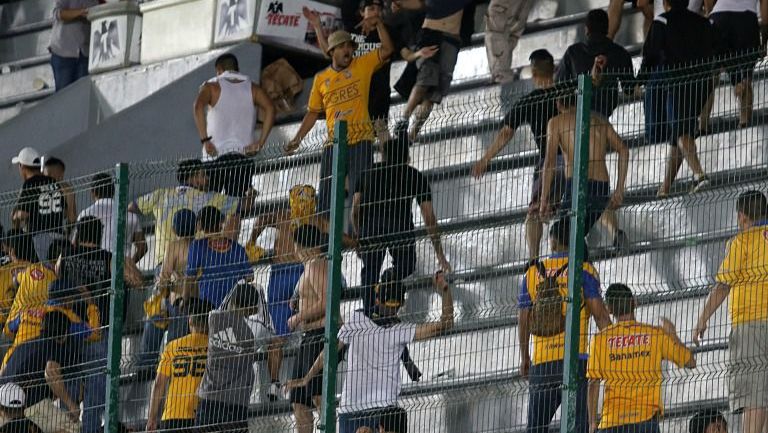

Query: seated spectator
185;207;252;308
3;280;99;367
557;9;635;119
11;148;66;262
352;133;450;316
78;173;147;264
287;270;454;433
540;89;629;249
139;209;198;367
129;159;239;269
48;0;98;91
0;382;42;433
42;158;77;230
587;284;695;433
689;409;728;433
638;0;716;197
472;49;564;260
195;283;273;433
146;298;212;432
0;231;38;329
394;0;474;141
1;310;81;433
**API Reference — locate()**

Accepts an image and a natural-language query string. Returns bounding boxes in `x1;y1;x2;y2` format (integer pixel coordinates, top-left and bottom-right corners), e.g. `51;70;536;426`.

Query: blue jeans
599;418;660;433
82;338;107;433
526;359;588;433
50;52;89;91
138;302;188;367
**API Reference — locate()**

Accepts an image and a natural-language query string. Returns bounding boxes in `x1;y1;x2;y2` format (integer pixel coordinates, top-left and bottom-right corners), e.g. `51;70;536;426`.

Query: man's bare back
292;256;327;332
159;238;193;302
547;109;616;182
423;10;463;36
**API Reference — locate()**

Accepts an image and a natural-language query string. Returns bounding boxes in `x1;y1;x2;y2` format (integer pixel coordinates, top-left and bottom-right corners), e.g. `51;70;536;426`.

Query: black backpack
529;261;569;337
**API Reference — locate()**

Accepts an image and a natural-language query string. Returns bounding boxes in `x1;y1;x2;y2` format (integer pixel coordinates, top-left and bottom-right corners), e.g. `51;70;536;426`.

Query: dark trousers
599;418;660;433
318;142;373;233
195;399;249;433
526;359;588;433
359;233;417;316
50;52;89;91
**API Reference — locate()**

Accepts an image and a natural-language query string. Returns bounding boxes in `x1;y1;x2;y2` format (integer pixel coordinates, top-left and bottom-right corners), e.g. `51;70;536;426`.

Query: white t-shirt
710;0;758;14
338;310;417;414
203;71;257;161
654;0;704;17
78;198;143;257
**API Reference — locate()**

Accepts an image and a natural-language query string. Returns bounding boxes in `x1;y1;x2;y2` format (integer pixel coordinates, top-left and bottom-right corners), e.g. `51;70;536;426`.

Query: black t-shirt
15;175;64;234
1;338;77;407
355;163;432;237
0;418;43;433
502;86;563;167
58;245;112;319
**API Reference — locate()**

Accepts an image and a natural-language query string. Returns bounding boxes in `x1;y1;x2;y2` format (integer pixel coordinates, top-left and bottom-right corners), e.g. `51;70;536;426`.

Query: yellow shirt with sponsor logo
4;263;55;337
308;49;384;145
0;261;30;327
715;221;768;326
157;332;209;421
519;254;602;365
587;321;692;429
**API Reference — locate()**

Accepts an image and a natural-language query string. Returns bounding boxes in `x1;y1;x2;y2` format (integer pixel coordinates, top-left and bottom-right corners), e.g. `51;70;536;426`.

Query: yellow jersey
4;263;56;337
715;221;768;326
0;260;30;327
2;303;100;366
519;253;602;365
587;321;692;429
157;332;209;421
308;49;384;145
135;187;238;265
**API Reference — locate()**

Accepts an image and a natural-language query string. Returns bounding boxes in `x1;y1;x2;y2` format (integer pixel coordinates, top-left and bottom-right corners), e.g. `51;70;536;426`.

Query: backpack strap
533;260;547;279
554;262;569;277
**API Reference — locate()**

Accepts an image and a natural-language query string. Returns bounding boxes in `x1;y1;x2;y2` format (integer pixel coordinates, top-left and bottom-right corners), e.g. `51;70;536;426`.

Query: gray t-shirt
197;308;273;405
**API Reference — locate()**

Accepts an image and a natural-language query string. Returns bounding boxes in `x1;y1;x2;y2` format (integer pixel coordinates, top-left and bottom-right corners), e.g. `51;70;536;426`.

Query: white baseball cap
11;147;41;167
0;383;25;409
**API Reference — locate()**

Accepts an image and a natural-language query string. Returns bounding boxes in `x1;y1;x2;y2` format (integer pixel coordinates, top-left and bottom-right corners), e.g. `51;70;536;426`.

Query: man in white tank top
193;53;276;199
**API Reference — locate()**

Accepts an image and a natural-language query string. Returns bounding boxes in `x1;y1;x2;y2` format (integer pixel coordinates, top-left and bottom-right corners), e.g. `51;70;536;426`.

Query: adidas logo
211;327;244;354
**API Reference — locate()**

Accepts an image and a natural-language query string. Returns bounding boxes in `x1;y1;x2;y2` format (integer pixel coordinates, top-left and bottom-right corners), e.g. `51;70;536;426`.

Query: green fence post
105;163;129;433
319;121;349;433
560;75;592;433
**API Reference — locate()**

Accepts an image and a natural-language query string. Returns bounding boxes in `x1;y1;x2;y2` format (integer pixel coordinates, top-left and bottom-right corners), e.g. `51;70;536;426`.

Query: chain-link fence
0;47;766;433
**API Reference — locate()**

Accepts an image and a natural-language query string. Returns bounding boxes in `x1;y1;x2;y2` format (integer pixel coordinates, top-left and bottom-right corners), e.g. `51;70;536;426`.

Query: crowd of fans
5;0;768;432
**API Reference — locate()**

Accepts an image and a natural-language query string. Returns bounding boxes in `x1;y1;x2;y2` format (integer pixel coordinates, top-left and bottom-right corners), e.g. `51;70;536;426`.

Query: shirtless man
287;224;330;433
394;0;473;140
539;85;629;249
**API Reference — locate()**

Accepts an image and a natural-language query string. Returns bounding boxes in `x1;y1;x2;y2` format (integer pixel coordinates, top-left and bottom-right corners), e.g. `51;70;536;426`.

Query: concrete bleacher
2;0;761;431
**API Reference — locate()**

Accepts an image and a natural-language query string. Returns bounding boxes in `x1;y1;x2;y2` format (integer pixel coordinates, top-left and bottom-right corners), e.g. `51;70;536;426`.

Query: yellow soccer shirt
4;263;55;337
0;261;29;326
715;221;768;326
587;321;692;429
308;49;384;145
519;253;601;364
157;332;209;421
135;187;238;265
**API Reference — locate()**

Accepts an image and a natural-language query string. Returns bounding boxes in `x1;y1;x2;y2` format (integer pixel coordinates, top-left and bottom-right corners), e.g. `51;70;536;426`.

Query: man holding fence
694;190;768;433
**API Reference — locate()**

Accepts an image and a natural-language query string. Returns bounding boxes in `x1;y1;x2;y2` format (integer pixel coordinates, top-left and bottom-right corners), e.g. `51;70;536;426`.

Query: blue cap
173;209;197;238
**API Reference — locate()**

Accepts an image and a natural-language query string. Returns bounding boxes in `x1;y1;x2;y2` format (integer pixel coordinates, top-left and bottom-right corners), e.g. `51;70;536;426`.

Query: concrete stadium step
0;63;52;100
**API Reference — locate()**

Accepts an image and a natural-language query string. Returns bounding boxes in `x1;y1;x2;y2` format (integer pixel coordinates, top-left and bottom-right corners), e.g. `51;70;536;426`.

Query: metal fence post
560;75;592;433
319;121;349;433
105;163;129;433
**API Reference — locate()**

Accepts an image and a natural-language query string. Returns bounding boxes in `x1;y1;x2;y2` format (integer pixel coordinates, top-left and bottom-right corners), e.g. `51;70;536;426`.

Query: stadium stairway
120;47;767;433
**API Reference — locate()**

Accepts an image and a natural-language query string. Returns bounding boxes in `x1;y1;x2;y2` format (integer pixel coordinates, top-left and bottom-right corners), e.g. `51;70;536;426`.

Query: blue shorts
267;262;304;336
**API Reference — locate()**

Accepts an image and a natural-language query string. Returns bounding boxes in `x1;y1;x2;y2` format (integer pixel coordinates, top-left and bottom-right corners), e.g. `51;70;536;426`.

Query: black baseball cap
376;268;406;308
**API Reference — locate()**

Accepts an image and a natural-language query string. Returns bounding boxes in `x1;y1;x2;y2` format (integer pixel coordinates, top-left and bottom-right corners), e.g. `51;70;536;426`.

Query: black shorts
206;152;255;198
529;163;566;216
666;79;713;144
710;11;761;85
289;329;325;407
160;419;195;432
560;179;610;235
369;68;392;121
339;406;408;433
415;29;460;104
